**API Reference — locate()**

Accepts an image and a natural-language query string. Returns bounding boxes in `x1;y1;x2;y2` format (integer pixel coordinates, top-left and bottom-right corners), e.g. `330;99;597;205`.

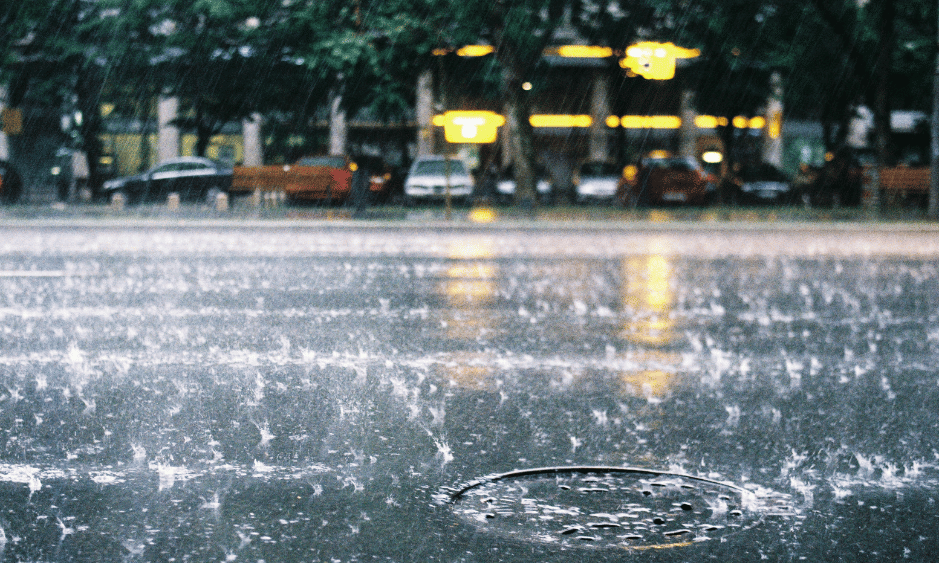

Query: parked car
573;161;621;203
101;157;232;204
618;155;713;207
353;155;404;205
0;160;23;204
797;147;865;207
495;164;555;204
722;162;795;205
289;155;356;203
403;156;474;205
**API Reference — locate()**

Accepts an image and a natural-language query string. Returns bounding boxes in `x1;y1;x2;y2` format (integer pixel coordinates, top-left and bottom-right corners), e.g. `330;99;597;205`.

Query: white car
404;156;475;204
495;165;554;204
573;161;620;203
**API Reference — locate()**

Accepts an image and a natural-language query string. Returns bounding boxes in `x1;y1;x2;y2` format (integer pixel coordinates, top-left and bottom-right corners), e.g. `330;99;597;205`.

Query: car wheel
205;186;224;206
0;164;23;204
110;189;130;207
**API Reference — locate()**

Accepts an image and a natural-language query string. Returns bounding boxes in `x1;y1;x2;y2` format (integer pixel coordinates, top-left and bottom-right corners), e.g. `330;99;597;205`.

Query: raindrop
652;517;666;525
680;502;694;511
664;529;692;537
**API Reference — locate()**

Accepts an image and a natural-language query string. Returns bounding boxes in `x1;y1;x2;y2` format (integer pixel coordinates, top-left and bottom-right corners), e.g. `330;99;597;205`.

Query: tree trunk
869;0;895;213
501;60;537;213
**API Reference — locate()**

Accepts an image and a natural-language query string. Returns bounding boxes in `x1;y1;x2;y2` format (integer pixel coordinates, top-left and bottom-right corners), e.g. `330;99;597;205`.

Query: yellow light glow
748;116;766;129
647;150;671;159
768;110;782;139
456;45;494;57
620;115;682;129
702;151;723;164
732;116;749;129
620;42;700;80
468;207;497;223
100;103;115;117
432;48;450;56
434;111;505;143
349;162;358;172
529;114;593;128
556;45;613;58
606;116;621;128
695;115;719;128
622;165;638;181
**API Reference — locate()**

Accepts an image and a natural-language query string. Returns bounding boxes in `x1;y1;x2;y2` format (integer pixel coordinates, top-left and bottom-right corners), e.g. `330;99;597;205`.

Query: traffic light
433;111;505;144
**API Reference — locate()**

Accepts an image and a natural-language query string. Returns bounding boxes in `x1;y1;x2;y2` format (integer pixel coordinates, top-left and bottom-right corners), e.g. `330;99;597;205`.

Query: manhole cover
439;466;793;550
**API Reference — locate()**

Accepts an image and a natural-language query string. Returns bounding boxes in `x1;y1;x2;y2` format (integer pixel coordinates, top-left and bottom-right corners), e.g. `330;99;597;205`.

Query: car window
297;156;348;168
579;162;618;176
412;160;468;176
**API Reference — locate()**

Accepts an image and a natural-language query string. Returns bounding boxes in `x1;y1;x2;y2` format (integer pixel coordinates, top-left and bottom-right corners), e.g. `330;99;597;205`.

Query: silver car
404;156;475;205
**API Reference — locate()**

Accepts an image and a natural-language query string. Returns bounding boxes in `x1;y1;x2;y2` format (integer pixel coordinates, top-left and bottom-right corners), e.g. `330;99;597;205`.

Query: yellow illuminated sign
433;111;505;143
529;114;592;128
553;45;613;58
456;45;494;57
619;115;682;129
620;42;700;80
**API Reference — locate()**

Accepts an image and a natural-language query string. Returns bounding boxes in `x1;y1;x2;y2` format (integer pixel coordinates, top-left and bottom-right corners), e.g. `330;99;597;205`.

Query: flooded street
0;221;937;562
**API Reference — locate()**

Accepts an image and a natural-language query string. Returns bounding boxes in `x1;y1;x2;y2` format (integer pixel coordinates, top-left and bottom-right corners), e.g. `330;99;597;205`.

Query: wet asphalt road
0;219;937;562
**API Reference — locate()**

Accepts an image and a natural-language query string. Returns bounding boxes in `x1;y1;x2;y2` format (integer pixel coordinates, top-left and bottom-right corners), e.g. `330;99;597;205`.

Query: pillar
762;71;783;166
0;85;10;161
157;96;180;163
329;88;347;156
589;73;610;161
679;90;697;160
242;113;263;166
416;70;434;157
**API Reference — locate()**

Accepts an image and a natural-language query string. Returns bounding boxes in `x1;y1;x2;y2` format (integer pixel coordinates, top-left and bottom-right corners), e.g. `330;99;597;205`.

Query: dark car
618;155;713;207
722;162;794;205
353;155;404;205
0;160;23;204
101;157;232;204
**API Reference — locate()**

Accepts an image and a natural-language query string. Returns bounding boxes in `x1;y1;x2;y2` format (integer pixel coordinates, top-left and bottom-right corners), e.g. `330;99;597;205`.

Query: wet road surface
0;221;937;562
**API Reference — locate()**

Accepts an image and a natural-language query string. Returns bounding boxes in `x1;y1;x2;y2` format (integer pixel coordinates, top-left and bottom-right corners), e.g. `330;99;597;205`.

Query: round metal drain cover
441;466;792;550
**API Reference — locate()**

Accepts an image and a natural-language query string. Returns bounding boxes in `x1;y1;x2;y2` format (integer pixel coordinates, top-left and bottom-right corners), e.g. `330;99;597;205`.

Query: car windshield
739;164;790;182
297;156;348;168
412;159;468;176
578;162;619;176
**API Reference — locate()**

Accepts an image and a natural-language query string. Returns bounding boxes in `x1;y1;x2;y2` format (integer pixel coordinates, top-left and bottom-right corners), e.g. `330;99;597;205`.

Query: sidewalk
0;199;936;231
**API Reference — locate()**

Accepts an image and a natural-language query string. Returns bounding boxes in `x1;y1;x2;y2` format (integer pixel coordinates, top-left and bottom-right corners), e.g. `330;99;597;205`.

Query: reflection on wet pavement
0;225;936;562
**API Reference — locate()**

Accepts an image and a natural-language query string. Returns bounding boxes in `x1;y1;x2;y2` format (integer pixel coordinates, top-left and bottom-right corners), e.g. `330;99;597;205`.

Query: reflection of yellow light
448;238;495;260
702;151;723;164
621;254;675;348
620;368;676;399
447;263;497;279
620;42;700;80
556;45;613;58
768;110;782;139
469;207;497;223
457;45;494;57
620;115;682;129
530;114;593;128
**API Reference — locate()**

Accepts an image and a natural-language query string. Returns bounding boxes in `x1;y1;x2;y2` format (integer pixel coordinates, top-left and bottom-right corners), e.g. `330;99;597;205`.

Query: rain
0;224;935;561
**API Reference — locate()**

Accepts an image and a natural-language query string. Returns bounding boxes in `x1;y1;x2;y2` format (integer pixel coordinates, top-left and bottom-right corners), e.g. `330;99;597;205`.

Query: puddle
440;466;794;550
